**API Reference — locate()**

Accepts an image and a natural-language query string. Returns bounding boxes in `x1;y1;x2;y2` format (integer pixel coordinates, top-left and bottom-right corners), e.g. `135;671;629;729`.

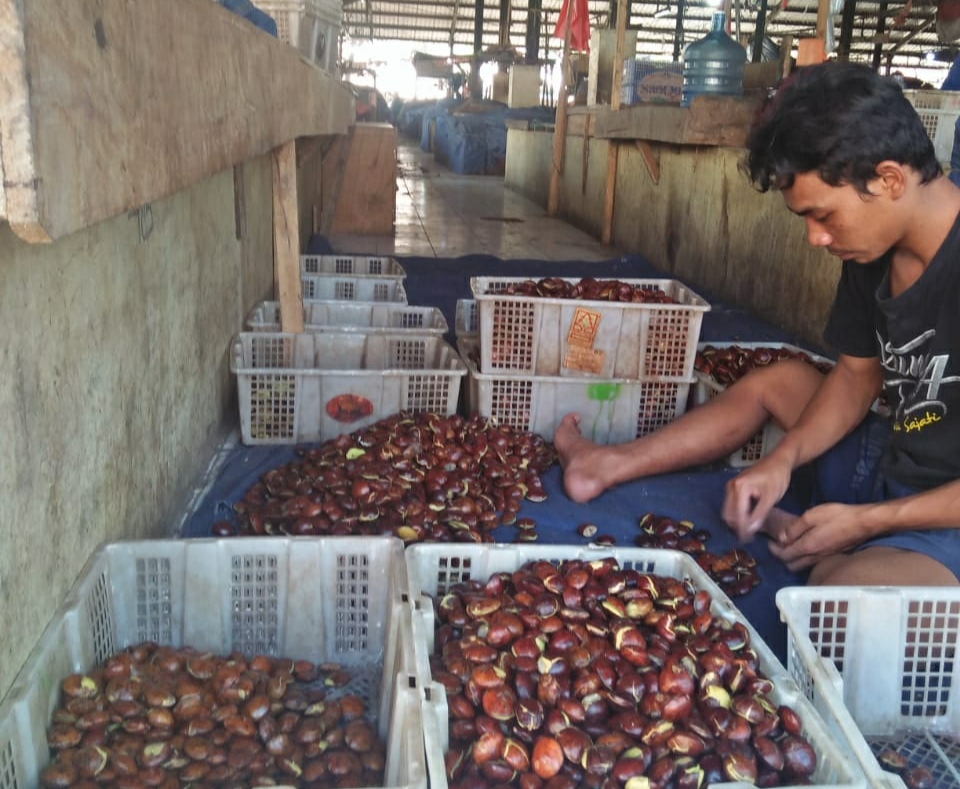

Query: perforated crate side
409;546;867;789
471;276;709;379
301;275;408;303
300;254;404;277
778;587;960;789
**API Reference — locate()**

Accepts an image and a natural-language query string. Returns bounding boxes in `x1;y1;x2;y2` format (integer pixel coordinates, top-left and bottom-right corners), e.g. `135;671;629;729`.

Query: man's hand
722;453;794;541
768;502;875;571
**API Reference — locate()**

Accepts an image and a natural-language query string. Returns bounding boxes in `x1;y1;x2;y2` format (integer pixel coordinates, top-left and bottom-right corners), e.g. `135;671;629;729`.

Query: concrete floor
328;141;617;260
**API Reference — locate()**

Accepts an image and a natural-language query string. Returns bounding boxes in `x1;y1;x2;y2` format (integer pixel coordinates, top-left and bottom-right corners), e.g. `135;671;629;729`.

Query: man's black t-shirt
823;210;960;491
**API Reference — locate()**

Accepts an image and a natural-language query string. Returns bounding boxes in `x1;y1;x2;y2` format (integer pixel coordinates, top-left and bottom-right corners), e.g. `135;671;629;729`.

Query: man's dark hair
745;62;941;194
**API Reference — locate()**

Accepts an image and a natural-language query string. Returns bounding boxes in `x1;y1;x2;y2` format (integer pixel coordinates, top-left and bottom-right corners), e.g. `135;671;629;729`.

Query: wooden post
815;0;830;44
547;4;574;216
610;0;628;111
272;140;304;333
601;141;618;244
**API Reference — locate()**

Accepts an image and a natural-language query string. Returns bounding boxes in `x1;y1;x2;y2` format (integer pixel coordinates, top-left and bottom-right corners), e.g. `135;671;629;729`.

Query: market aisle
327;141;617;261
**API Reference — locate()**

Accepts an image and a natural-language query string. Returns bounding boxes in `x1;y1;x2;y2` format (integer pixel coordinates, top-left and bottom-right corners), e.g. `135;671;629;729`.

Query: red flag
553;0;591;52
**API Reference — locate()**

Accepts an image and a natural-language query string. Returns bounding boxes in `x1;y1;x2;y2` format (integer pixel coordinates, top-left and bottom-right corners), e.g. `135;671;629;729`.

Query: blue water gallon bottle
681;11;747;106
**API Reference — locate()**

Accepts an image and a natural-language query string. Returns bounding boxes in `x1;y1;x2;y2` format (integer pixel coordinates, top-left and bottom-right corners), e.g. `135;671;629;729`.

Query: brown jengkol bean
432;558;817;789
41;644;386;789
498;278;677;304
231;412;555;543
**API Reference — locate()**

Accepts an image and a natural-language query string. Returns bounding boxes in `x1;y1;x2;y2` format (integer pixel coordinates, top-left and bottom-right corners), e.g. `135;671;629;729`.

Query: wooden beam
1;0;354;244
635;140;660;184
610;0;629;111
547;2;574;216
591;95;763;146
601;142;619;244
273;142;304;334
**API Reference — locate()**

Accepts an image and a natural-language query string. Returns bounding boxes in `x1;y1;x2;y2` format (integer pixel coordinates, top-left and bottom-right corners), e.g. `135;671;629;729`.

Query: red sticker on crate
325;394;374;423
567;307;601;347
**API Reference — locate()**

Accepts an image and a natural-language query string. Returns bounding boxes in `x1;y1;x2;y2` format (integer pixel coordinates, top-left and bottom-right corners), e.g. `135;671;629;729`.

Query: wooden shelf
563;95;764;148
1;0;355;243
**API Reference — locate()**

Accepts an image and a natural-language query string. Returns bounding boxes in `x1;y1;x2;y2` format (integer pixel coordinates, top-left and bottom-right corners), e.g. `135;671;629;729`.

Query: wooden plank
0;0;355;243
635;140;660;184
273;142;304;334
325;124;397;236
547;3;574;216
601;142;619;244
591;95;763;146
581;115;592;195
610;0;628;111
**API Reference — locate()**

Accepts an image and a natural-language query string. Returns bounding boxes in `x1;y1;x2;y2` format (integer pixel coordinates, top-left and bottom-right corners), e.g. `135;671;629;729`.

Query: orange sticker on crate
564;345;606;374
566;307;602;348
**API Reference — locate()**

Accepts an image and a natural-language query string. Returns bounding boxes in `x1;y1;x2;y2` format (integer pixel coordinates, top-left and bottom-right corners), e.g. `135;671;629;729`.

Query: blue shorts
801;412;960;581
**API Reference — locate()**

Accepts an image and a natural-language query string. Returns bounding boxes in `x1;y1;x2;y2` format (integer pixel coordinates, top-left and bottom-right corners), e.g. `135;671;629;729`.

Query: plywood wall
505;129;841;347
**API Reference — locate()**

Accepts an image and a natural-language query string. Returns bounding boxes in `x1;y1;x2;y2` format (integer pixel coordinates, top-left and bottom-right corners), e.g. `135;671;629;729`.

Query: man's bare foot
554;414;617;503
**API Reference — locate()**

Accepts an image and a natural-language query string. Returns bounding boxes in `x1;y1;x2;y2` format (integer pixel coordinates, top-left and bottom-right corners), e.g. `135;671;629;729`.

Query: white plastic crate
300;254;406;279
778;587;960;789
461;338;692;442
406;544;867;789
247;300;449;334
231;332;467;444
0;537;425;789
693;342;835;468
254;0;326;62
904;90;960;168
470;276;710;379
454;298;478;344
302;275;408;302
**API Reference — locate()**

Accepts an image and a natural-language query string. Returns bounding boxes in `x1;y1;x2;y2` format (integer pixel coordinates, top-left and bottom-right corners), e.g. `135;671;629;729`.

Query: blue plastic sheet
418;102;557;175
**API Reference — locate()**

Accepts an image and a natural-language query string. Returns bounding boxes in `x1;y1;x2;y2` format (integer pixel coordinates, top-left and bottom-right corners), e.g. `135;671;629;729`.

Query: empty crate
246;301;449;335
778;587;960;789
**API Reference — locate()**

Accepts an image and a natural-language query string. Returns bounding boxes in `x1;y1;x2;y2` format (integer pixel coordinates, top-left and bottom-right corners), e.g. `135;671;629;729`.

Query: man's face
782;171;901;263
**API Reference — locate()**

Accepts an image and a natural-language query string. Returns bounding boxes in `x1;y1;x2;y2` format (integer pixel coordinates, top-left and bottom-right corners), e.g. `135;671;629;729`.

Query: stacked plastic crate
455;277;711;443
232;255;467;445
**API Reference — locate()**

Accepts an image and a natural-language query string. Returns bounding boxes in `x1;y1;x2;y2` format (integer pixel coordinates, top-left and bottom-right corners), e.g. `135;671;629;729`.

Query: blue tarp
418;101;557;175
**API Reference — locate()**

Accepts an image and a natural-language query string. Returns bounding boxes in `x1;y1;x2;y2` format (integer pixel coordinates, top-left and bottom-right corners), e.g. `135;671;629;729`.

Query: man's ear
874;160;908;199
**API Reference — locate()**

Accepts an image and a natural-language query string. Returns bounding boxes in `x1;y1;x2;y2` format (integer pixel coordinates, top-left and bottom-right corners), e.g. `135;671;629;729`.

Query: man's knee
738;359;823;430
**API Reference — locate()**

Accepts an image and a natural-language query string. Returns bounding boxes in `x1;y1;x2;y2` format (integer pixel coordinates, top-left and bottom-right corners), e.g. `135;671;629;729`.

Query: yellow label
567;307;602;348
564;345;606;374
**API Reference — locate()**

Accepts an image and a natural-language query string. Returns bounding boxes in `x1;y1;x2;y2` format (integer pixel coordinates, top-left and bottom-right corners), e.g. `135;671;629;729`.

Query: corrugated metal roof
342;0;955;81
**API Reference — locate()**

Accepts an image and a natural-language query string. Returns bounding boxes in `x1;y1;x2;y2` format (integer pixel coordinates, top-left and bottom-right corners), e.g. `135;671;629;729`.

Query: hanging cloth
553;0;591;52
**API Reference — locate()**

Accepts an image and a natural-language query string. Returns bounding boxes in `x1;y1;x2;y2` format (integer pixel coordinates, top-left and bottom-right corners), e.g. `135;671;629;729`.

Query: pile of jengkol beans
430;557;818;789
497;278;676;304
221;413;556;543
42;644;383;789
